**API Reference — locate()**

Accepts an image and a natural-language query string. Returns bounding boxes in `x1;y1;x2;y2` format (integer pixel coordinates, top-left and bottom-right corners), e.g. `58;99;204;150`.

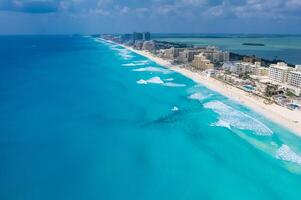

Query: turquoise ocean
0;35;301;200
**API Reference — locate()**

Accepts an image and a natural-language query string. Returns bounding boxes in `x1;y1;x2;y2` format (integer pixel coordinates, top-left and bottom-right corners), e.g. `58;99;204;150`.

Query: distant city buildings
178;49;200;63
133;32;151;42
101;32;301;107
203;51;230;63
192;53;214;71
142;32;151;41
162;47;186;60
142;41;155;52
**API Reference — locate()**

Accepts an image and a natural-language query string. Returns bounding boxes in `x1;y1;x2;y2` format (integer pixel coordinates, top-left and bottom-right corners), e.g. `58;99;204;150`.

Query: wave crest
204;101;273;136
276;145;301;166
132;67;171;74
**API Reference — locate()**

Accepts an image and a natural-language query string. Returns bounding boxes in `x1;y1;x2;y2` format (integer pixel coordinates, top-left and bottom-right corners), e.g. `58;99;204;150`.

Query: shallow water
0;36;301;200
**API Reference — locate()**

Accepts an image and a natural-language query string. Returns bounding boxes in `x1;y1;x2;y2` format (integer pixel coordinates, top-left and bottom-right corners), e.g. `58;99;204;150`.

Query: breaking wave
276;145;301;166
136;76;185;87
188;92;212;101
117;49;133;60
163;82;186;87
204;101;273;136
171;106;179;112
137;76;164;85
132;67;171;74
164;78;174;82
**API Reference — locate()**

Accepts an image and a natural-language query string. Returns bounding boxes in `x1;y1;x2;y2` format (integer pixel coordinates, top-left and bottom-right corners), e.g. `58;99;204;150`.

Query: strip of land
120;44;301;137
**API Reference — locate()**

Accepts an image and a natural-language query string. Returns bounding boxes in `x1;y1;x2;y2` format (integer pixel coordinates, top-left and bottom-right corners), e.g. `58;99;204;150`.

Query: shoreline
111;41;301;137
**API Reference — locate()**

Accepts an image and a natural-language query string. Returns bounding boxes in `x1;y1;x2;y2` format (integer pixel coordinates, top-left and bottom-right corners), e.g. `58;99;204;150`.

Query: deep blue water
0;36;301;200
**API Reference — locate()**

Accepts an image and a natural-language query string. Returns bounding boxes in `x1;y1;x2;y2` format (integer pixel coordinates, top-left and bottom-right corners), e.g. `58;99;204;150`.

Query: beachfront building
222;62;252;76
203;51;230;63
251;62;269;76
163;47;186;60
177;49;200;63
268;62;291;84
288;71;301;88
134;40;144;50
142;41;155;52
192;54;214;71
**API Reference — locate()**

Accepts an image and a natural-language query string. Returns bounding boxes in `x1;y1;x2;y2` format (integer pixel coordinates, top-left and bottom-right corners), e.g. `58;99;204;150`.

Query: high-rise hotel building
268;62;291;83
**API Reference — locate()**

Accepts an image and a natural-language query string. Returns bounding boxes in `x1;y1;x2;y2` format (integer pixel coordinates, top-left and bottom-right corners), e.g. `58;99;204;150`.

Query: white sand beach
117;43;301;137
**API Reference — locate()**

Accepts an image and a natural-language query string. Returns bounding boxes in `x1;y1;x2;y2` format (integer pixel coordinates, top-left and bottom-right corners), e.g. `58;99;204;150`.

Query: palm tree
265;84;278;97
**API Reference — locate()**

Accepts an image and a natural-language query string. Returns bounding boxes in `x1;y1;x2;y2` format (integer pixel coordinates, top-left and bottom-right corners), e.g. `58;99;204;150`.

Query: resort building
222;62;252;75
203;51;230;63
132;32;143;42
288;71;301;88
177;49;200;63
163;47;186;60
142;41;155;52
268;62;291;83
142;32;151;40
192;54;214;71
251;62;269;76
134;40;144;50
132;32;151;42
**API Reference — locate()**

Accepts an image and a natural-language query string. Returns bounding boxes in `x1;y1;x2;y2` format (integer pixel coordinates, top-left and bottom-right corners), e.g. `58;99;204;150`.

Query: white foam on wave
147;76;165;84
164;78;174;82
188;92;212;101
134;60;150;64
204;101;273;136
122;63;145;67
93;38;104;43
136;79;148;85
136;76;185;87
132;67;171;74
213;119;231;129
136;77;164;85
118;49;133;60
122;63;139;67
163;82;186;87
276;145;301;166
171;106;179;112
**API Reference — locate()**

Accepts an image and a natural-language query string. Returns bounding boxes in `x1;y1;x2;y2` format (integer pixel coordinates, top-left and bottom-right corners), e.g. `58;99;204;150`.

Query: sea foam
204;101;273;136
163;82;186;87
122;63;145;67
132;67;171;74
171;106;179;112
188;92;212;101
276;145;301;166
136;76;185;87
164;78;174;82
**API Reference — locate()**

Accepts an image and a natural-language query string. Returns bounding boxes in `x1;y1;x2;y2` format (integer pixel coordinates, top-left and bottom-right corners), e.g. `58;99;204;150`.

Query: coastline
112;41;301;137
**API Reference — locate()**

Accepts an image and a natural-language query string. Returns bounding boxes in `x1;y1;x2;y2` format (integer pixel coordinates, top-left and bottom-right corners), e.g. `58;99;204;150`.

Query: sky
0;0;301;34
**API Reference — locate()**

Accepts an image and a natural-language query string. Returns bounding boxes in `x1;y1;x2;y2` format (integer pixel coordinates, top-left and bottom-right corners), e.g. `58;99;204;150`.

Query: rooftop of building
270;62;290;70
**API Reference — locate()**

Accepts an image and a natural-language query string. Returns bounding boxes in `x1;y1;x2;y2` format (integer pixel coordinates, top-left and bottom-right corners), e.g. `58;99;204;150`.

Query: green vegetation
265;84;278;97
286;90;295;97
